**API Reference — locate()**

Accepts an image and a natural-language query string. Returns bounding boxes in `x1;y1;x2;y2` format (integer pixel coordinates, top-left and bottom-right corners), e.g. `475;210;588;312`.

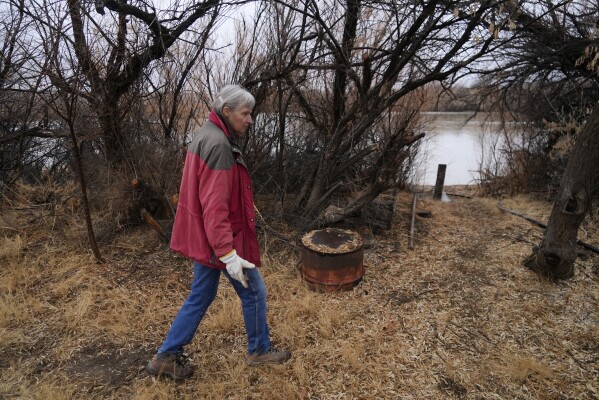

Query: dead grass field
1;184;598;399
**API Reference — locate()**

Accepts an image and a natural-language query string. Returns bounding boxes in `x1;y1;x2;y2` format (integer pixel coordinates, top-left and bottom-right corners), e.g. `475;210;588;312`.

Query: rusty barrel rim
300;242;364;257
300;228;364;292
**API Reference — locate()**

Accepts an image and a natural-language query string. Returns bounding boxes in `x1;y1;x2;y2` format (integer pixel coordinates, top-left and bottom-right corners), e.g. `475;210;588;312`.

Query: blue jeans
157;262;271;356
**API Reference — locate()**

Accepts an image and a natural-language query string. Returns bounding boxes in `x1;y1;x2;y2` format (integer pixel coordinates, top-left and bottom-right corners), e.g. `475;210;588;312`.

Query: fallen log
140;208;169;243
497;202;599;254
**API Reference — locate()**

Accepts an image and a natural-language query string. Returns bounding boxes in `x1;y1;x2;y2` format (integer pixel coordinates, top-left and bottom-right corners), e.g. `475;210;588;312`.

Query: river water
414;111;505;186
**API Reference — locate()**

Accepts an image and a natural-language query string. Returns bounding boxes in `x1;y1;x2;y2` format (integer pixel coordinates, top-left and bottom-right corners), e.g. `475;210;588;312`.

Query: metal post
433;164;446;200
408;193;418;249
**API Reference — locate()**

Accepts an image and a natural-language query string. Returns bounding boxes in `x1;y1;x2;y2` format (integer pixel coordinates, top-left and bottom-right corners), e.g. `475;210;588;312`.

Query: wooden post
408;193;418;249
433;164;447;200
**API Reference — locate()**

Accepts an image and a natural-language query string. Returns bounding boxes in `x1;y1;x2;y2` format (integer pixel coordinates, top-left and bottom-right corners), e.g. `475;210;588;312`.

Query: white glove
219;250;256;288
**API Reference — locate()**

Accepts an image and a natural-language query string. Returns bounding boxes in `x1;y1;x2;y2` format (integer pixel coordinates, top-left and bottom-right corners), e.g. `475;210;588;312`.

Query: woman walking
146;85;291;381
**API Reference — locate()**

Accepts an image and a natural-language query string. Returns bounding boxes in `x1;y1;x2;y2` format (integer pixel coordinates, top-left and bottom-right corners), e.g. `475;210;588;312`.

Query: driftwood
409;193;418;250
497;202;599;254
140;208;169;242
446;192;473;199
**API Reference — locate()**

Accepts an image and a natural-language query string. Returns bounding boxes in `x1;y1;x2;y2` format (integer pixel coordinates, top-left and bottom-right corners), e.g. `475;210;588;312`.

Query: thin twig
448;320;496;344
13;204;51;210
445;324;483;353
566;349;586;370
384;288;438;307
0;225;24;233
253;205;299;249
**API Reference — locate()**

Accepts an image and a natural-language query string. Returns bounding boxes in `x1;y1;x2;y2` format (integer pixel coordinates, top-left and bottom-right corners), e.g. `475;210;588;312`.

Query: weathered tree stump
361;190;398;232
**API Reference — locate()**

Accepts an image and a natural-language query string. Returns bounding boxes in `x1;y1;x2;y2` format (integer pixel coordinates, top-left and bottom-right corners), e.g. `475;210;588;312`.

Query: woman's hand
219;250;256;288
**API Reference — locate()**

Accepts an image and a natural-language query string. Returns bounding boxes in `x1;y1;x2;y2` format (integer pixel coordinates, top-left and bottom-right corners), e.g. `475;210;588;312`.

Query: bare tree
0;0;57;186
216;0;513;229
19;0;223;170
59;84;104;262
526;102;599;278
471;0;598;277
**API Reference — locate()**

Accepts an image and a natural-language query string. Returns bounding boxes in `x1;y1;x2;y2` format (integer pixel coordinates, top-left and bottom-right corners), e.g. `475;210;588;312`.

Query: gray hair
212;84;255;114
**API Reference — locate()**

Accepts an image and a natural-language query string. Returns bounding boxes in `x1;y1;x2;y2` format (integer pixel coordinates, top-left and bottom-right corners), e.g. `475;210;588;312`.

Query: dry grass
1;184;598;399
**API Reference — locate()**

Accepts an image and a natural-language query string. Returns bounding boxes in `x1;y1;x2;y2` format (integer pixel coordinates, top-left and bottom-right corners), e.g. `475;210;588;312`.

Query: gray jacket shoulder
188;120;234;170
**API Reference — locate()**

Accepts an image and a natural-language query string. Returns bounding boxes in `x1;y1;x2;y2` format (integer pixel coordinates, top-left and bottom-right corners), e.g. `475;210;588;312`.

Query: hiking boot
145;353;193;381
246;347;291;367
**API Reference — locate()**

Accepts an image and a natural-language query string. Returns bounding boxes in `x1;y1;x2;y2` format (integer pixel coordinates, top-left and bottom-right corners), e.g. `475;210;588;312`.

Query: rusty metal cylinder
300;228;364;292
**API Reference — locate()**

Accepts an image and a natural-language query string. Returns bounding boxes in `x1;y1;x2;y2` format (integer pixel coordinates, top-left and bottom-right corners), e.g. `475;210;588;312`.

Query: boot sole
246;354;291;367
145;364;192;381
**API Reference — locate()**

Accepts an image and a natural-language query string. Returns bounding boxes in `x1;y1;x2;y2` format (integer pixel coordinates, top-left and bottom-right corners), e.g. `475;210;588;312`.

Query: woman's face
223;105;253;135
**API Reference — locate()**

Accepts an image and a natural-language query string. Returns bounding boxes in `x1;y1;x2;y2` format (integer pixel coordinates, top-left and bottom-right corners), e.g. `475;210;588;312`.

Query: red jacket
170;111;261;269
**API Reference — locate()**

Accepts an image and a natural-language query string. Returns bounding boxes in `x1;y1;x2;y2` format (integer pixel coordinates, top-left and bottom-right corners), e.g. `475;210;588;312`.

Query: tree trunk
527;102;599;278
67;111;103;262
65;0;219;168
97;99;136;172
98;102;124;164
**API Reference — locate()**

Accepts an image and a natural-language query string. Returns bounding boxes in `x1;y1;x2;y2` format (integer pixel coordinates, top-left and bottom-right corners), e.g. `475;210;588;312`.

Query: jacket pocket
230;221;243;235
232;229;245;255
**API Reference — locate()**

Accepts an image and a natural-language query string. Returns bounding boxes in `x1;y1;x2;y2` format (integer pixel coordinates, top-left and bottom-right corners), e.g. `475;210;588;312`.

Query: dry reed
0;184;597;399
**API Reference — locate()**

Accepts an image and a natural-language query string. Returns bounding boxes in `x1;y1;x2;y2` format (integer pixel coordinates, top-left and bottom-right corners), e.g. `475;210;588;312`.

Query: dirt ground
1;185;598;399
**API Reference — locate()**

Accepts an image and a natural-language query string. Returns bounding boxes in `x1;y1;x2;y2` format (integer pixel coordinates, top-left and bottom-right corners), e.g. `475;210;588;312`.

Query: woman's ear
222;106;230;118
